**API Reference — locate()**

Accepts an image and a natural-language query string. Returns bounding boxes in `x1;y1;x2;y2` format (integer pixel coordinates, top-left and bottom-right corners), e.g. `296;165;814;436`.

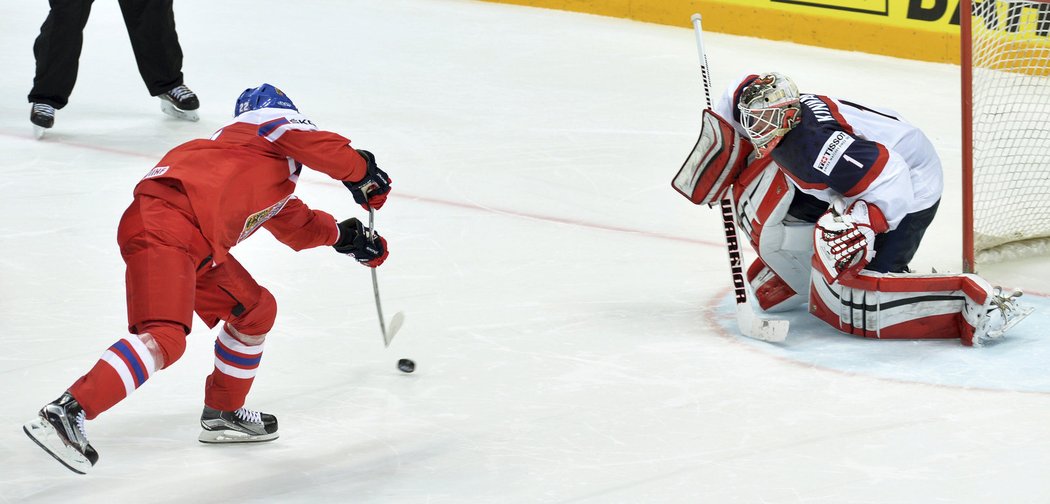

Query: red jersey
135;108;368;263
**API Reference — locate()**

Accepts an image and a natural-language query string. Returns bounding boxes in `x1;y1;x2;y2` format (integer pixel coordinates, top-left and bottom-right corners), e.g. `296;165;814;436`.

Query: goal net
962;0;1050;271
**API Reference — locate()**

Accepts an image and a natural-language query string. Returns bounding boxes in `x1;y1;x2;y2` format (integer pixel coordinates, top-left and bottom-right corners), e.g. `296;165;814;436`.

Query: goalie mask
737;73;801;158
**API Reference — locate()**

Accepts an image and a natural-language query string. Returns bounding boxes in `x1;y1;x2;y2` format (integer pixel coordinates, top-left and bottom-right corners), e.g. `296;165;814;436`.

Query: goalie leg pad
735;160;813;297
807;269;1005;345
747;258;804;312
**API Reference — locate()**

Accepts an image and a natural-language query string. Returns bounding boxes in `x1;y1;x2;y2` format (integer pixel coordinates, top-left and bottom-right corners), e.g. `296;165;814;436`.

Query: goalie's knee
747;258;805;312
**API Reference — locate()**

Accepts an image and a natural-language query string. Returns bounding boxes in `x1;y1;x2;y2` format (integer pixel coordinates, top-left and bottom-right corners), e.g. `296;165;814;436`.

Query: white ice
2;1;1050;502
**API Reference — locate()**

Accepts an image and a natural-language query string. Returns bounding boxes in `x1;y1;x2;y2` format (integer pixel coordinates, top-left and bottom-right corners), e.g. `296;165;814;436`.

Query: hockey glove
333;218;388;268
814;200;888;283
344;149;391;210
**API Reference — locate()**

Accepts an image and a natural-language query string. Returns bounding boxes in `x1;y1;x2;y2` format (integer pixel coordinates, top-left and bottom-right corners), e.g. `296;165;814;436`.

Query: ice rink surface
2;1;1050;502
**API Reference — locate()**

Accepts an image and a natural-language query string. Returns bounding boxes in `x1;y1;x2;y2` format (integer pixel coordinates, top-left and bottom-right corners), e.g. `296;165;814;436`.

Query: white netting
970;0;1050;262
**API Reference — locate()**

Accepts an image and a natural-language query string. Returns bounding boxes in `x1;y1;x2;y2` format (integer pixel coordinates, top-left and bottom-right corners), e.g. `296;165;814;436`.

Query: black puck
397;358;415;373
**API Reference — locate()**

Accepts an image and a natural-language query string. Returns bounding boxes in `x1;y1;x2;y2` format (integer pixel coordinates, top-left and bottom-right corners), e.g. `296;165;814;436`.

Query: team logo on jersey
813;131;855;175
143;165;169;179
238;195;293;243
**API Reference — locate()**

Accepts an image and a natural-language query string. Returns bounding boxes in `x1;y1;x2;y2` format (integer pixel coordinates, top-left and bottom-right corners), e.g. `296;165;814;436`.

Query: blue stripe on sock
214;341;262;368
112;340;146;387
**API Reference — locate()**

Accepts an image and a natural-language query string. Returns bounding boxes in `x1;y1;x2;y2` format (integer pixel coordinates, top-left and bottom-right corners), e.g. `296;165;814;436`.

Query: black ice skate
23;391;99;474
199;406;278;443
158;84;200;122
30;103;55;139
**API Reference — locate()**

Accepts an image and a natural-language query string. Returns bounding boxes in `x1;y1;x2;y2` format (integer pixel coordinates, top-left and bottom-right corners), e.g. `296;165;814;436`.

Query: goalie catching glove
344;149;391;210
333;218;388;267
814;200;888;282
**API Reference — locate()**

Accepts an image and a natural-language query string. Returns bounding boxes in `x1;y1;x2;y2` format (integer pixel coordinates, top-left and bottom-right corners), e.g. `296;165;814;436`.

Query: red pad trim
842;273;988;304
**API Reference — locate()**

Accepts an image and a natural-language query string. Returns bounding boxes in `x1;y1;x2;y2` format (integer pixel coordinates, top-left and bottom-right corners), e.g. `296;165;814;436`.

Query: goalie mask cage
962;0;1050;272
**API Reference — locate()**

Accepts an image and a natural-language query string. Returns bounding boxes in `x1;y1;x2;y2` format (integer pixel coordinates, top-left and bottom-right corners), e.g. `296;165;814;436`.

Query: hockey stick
365;198;405;347
690;13;788;342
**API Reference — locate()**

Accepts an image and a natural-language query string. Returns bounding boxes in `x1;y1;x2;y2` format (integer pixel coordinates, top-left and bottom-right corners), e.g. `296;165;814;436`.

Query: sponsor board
481;0;1050;63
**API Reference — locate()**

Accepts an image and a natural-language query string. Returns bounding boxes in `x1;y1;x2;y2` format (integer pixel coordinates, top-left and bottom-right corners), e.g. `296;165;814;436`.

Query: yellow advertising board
482;0;964;62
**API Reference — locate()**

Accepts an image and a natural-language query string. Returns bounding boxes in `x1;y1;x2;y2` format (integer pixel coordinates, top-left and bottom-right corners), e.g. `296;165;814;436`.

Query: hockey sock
204;324;265;411
69;334;164;419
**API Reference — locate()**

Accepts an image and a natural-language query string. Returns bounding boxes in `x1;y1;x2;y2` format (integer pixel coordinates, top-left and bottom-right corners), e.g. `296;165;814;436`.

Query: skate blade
23;416;93;474
988;304;1036;339
159;100;200;122
33;125;47;139
198;429;279;444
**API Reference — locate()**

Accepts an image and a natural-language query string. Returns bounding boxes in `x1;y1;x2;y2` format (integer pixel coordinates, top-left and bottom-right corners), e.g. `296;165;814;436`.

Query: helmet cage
736;73;801;157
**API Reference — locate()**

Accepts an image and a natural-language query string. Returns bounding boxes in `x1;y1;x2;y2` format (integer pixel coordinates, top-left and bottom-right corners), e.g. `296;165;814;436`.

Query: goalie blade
736;303;789;343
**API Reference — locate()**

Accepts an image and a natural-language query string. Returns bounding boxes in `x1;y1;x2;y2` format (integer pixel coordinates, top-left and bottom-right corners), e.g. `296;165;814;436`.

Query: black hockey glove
344;149;391;210
333;218;388;268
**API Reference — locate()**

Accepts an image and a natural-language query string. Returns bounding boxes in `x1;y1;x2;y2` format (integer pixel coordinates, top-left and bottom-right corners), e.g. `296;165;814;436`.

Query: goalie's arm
806;134;918;232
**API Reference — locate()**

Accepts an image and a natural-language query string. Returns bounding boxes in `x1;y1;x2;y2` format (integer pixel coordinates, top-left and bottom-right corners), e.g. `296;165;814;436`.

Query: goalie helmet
234;83;298;117
737;73;801;158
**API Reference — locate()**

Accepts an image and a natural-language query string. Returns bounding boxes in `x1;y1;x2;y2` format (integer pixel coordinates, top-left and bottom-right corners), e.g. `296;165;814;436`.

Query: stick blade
750;318;789;343
735;303;789;343
383;311;405;347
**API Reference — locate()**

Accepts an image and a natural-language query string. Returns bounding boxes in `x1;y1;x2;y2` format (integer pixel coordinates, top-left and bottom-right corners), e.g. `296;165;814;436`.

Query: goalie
673;72;1031;346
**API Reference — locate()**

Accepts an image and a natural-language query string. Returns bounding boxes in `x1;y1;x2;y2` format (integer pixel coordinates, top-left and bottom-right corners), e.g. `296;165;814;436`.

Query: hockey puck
397;358;415;373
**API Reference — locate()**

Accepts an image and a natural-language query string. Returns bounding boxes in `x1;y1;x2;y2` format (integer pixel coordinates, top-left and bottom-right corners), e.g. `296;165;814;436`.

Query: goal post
962;0;1050;272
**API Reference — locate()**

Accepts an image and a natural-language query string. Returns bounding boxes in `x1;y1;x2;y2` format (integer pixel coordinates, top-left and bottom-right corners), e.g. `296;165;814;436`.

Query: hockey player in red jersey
674;72;1031;346
23;84;392;474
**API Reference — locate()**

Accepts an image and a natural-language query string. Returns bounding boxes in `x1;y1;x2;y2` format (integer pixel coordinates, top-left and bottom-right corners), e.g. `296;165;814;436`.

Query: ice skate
23;391;99;474
199;406;278;443
972;287;1034;346
158;84;200;122
30;103;55;139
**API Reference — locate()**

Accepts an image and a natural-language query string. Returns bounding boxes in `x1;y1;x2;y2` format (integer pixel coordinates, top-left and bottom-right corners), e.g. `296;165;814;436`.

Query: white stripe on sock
101;350;135;396
213;358;258;379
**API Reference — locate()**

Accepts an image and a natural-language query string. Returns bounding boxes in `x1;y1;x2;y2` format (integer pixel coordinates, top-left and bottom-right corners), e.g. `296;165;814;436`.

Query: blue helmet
234;83;298;116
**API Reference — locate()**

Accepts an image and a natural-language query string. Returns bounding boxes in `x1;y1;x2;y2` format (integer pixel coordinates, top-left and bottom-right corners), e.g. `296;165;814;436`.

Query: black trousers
29;0;185;108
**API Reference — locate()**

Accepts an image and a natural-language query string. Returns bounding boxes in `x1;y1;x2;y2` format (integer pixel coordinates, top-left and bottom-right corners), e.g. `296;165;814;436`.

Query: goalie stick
364;195;405;347
688;13;788;342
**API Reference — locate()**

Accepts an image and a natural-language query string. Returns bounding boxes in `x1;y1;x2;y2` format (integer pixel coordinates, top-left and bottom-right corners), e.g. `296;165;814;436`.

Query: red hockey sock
204;324;265;411
69;335;162;420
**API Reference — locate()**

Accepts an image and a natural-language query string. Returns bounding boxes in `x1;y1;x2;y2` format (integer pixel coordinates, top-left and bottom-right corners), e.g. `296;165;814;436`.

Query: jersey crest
238;195;293;243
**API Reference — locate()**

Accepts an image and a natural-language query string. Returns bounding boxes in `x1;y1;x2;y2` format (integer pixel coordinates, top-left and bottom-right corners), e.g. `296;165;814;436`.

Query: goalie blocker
672;109;753;205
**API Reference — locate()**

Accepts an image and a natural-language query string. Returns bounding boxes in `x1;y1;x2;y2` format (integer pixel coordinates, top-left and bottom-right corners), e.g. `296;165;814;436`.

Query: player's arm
262;197;340;251
259;113;392;209
810;136;920;279
263;198;388;267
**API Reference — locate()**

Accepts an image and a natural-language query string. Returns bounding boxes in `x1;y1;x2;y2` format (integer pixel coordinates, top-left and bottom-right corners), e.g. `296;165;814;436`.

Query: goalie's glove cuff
343;149;392;210
334;218;388;268
814;200;888;283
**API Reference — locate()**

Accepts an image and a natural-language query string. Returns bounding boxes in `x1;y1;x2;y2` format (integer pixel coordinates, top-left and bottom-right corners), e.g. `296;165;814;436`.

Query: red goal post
962;0;1050;272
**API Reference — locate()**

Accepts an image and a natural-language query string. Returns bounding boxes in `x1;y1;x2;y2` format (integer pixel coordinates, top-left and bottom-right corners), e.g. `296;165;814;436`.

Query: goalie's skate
199;406;278;443
158;85;200;122
972;287;1034;346
23;391;99;474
